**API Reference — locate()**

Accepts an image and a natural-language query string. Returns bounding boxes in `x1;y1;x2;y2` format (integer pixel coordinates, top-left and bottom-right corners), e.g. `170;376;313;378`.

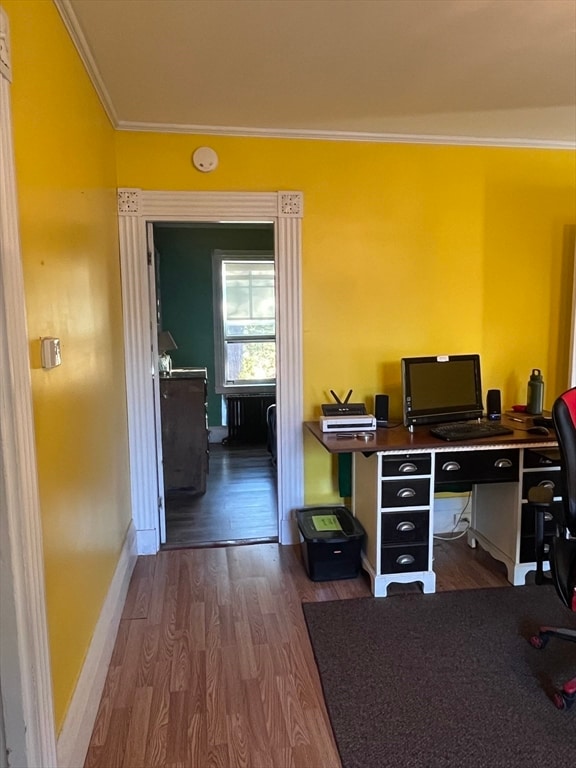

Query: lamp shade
158;330;178;352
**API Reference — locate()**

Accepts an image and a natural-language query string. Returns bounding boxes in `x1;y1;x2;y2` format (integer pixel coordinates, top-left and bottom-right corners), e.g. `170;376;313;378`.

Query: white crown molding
116;120;576;151
54;1;574;150
53;0;118;128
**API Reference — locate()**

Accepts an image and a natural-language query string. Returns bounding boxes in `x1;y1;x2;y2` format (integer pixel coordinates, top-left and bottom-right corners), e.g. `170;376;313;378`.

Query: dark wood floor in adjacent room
84;534;511;768
164;444;278;548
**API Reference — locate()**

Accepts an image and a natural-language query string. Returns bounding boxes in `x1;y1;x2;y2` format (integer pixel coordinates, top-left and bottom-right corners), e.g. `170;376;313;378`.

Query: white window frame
212;249;276;395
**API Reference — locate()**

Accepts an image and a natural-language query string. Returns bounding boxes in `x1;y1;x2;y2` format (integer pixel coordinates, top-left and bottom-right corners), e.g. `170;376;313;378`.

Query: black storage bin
296;506;365;581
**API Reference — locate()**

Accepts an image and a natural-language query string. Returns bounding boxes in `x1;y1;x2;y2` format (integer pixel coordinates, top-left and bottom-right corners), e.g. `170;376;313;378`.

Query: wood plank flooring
84;536;510;768
164;445;277;548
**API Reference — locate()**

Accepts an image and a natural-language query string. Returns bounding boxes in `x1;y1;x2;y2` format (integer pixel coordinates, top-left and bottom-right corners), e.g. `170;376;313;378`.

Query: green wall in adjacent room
154;224;275;426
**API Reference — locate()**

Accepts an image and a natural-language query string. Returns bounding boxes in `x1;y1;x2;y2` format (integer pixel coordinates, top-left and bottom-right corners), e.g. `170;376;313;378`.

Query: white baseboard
280;516;299;545
136;527;159;555
56;521;138;768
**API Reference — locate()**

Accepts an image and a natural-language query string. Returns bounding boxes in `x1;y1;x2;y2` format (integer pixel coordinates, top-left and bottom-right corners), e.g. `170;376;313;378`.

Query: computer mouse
527;426;551;436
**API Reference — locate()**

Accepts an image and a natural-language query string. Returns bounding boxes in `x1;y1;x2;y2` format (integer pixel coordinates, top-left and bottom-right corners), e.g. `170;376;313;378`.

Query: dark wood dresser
160;368;209;494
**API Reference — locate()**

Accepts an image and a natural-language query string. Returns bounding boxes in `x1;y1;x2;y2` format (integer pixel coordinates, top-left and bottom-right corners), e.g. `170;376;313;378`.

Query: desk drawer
381;454;431;477
381;510;429;544
381;478;430;508
522;470;564;500
523;448;561;468
381;544;429;574
435;449;519;485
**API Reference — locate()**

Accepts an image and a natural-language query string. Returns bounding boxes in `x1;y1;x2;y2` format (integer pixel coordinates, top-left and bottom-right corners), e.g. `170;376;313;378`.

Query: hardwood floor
164;444;277;548
84;535;510;768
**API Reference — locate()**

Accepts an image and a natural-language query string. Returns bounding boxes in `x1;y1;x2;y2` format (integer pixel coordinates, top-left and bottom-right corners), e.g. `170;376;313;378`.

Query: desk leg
470;527;541;586
511;560;549;587
368;567;436;597
466;529;477;549
375;571;436;597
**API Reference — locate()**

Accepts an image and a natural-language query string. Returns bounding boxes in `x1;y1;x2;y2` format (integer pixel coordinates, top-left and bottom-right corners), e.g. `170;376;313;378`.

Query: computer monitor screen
401;354;483;427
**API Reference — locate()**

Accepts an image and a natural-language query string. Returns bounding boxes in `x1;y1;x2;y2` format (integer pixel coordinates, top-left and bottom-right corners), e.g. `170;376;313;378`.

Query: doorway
117;188;305;556
163;443;277;547
153;222;278;547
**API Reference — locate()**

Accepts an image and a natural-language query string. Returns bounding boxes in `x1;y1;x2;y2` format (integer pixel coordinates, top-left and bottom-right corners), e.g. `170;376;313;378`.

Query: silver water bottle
526;369;544;415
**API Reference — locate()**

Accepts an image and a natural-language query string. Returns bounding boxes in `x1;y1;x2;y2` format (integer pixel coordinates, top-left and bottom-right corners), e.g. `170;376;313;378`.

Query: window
213;251;276;393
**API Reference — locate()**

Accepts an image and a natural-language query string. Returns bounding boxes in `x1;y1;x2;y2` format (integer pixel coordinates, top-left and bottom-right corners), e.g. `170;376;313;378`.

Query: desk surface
305;416;558;454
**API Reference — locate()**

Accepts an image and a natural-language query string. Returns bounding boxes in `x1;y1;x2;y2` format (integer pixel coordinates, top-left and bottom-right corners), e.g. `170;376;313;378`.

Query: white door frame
0;7;57;766
117;189;304;554
145;223;167;543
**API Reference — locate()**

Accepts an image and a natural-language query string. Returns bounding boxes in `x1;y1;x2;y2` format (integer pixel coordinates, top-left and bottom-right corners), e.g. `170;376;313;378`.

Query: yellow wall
115;133;575;502
5;0;131;731
4;0;576;733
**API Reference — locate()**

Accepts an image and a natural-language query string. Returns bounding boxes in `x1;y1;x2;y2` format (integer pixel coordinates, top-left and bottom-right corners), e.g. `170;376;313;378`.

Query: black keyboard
430;421;514;442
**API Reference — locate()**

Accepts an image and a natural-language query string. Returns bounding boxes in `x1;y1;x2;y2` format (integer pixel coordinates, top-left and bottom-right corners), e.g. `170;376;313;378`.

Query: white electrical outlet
454;512;471;527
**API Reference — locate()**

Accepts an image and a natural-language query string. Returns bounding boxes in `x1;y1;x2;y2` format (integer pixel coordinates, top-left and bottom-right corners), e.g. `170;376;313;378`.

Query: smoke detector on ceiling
192;146;218;172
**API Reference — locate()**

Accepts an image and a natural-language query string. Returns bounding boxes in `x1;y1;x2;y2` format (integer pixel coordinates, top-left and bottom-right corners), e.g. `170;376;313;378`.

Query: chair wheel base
529;634;548;649
529;634;576;710
553;688;576;710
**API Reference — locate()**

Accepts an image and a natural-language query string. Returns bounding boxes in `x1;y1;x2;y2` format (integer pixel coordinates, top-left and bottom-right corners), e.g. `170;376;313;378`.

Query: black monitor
401;354;483;428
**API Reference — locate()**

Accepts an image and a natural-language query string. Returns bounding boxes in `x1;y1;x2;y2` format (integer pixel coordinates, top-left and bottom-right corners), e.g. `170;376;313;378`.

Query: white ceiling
57;0;576;147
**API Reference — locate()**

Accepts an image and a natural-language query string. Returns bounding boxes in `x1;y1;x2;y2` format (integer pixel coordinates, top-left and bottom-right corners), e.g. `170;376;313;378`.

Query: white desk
306;420;560;596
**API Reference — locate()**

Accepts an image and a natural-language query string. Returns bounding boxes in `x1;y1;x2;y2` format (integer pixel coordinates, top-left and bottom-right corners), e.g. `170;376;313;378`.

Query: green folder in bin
311;514;343;532
296;506;365;544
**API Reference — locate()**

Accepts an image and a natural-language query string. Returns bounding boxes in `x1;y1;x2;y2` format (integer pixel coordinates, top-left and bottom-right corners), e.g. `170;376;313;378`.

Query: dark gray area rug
303;586;576;768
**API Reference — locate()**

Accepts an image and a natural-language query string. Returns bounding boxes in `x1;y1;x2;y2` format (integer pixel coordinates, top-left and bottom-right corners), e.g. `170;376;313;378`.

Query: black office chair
528;386;576;710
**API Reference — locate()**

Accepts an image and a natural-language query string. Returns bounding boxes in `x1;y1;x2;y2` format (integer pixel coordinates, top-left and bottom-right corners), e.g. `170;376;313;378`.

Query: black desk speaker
375;394;389;425
487;389;502;420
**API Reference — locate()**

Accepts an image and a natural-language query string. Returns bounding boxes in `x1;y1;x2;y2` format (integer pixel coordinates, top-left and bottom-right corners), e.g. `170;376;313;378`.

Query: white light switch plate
41;337;61;369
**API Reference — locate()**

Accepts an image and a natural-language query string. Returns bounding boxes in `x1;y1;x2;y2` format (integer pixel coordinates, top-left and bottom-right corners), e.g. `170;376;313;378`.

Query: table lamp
157;330;178;376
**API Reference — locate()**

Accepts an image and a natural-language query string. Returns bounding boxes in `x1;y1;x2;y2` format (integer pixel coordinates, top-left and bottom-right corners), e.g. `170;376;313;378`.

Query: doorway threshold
161;535;279;551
